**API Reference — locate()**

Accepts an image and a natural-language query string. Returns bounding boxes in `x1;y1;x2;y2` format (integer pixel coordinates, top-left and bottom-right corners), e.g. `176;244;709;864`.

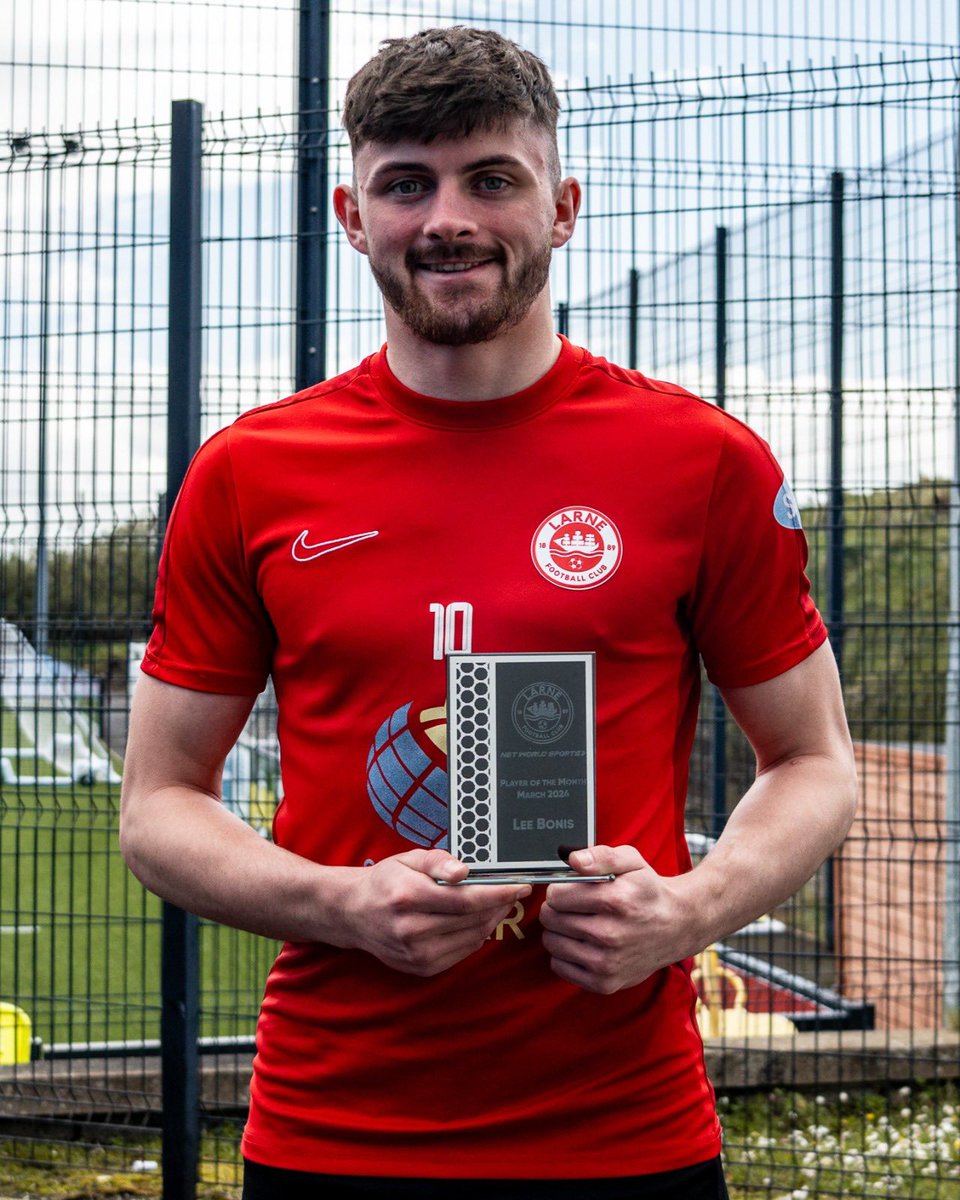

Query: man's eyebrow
462;154;527;172
368;161;430;181
367;154;527;183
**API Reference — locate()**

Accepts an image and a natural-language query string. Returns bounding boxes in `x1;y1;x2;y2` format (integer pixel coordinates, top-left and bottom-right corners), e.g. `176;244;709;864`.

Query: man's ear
333;183;369;255
551;176;582;249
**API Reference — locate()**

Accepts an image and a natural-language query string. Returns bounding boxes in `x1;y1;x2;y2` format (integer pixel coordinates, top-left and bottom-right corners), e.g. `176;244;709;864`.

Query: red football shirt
143;337;826;1178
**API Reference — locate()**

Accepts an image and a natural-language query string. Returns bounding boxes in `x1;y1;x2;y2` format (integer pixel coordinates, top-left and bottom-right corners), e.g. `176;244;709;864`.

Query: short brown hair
342;26;561;177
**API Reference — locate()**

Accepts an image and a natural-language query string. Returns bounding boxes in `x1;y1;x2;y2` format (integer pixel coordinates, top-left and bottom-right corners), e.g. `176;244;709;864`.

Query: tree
0;518;161;649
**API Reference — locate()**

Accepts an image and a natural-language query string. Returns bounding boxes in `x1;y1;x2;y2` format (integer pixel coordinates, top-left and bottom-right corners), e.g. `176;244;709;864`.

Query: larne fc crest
531;506;623;590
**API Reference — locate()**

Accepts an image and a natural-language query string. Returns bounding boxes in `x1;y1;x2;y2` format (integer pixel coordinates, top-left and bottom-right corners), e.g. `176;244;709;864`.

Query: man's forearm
676;749;858;958
120;783;355;943
120;676;528;974
121;781;530;976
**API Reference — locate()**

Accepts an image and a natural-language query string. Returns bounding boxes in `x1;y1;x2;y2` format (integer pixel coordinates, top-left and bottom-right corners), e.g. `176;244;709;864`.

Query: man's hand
539;845;692;995
540;646;858;997
122;678;532;976
339;849;531;977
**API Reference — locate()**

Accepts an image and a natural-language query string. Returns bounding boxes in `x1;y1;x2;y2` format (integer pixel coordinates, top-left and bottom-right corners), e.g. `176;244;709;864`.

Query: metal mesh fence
1;3;959;1198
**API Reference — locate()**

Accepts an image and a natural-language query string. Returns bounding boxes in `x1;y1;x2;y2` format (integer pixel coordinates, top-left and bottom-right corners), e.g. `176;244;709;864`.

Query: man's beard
369;242;553;347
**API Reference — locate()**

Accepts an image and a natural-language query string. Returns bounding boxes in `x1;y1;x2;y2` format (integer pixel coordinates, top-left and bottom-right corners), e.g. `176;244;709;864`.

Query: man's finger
422;882;530;918
437;903;520;937
539;907;610;944
548;953;618;995
392;906;521;976
568;844;647;876
542;928;606;968
398;852;531;913
543;845;647;913
395;847;468;883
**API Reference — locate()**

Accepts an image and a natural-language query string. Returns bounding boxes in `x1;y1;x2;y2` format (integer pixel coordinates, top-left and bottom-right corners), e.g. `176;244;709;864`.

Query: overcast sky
4;0;958;133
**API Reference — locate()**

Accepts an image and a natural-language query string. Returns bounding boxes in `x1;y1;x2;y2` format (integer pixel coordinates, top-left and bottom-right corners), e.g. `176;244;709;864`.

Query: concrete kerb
0;1030;957;1122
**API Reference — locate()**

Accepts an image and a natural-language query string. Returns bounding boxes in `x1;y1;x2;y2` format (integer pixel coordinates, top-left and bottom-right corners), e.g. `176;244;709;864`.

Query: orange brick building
836;743;948;1030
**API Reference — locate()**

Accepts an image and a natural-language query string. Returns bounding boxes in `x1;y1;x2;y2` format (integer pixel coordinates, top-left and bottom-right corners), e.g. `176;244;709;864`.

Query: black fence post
34;162;53;657
825;170;845;955
627;267;640;369
828;172;845;673
711;227;728;841
162;98;203;1200
296;0;331;391
557;300;569;337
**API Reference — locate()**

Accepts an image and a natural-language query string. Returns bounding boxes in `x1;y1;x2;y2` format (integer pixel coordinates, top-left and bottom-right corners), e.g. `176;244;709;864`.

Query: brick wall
836;743;946;1030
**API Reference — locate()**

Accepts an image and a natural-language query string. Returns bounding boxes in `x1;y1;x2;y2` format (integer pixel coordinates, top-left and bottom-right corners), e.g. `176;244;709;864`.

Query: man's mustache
406;246;504;267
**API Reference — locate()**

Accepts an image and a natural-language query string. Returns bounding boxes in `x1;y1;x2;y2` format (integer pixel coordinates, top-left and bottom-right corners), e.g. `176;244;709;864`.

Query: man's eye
478;176;509;192
388;179;424;196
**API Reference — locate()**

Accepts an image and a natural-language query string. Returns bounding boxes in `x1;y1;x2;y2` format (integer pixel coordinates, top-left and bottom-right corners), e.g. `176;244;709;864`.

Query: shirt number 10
430;602;474;660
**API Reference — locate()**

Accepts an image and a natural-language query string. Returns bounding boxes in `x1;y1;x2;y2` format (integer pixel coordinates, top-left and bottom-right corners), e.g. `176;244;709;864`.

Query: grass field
0;773;276;1051
0;1086;957;1198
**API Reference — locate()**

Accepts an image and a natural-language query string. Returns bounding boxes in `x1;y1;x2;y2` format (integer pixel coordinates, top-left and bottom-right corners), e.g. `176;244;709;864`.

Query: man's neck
383;306;563;401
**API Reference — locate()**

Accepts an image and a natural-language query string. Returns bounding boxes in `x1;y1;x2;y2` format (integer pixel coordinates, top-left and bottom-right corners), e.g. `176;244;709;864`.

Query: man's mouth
417;259;496;273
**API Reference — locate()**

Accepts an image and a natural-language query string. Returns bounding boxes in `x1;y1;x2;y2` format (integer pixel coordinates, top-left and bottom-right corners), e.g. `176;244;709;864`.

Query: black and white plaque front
446;652;598;882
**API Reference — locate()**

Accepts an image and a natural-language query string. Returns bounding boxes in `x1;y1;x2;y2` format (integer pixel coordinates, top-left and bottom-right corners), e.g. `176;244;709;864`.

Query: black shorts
241;1155;729;1199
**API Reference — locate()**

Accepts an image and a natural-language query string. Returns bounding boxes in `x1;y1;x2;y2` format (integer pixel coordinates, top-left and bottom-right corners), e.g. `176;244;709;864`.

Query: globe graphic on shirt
366;703;450;849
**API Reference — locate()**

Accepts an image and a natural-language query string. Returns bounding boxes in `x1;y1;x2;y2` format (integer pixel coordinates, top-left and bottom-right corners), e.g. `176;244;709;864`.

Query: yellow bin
0;1002;32;1065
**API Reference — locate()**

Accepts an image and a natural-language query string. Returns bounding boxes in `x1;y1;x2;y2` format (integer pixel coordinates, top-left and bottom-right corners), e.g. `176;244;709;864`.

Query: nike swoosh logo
291;529;379;562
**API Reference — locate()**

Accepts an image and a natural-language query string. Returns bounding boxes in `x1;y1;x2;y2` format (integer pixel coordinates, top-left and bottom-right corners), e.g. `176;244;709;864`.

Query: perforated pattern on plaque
452;659;492;863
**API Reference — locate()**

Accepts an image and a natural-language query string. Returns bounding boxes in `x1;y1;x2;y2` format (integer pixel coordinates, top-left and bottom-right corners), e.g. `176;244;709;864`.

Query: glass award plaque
445;652;608;885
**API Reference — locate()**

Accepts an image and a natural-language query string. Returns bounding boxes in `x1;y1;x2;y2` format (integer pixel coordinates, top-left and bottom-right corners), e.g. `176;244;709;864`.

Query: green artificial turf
0;779;276;1051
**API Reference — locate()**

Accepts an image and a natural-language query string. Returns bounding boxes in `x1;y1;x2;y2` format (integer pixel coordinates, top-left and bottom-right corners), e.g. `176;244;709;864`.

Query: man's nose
421;182;479;241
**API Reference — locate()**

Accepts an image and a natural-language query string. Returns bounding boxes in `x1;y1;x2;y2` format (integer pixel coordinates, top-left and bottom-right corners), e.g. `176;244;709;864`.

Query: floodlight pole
162;98;203;1200
296;0;331;390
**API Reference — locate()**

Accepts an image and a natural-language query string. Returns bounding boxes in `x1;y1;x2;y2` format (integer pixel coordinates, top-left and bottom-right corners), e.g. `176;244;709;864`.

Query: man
120;26;857;1200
